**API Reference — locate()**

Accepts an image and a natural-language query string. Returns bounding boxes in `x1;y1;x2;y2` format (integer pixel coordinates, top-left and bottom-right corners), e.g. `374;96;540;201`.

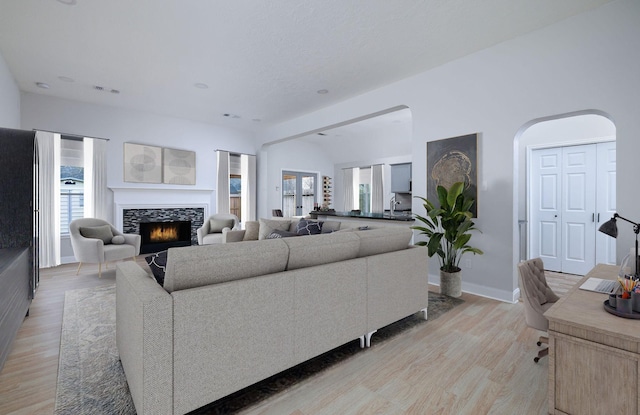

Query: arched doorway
517;112;616;275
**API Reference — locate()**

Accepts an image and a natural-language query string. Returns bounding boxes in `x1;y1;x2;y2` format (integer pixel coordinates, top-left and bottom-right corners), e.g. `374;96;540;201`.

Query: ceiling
0;0;614;132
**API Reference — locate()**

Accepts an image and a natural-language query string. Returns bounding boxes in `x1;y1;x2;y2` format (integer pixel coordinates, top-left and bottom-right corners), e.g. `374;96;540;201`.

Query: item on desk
633;291;640;313
617;295;633;313
618;276;638;295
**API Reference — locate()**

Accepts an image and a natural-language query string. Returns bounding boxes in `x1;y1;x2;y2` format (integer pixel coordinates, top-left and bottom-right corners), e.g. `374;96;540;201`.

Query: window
358;167;371;213
60;138;84;234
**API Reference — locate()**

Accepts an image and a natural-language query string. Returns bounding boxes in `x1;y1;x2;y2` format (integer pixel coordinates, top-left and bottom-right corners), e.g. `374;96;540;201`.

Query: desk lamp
598;213;640;278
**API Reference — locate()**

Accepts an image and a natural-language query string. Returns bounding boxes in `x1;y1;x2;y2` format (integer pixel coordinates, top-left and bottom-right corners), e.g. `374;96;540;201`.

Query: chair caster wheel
534;357;540;363
537;341;542;346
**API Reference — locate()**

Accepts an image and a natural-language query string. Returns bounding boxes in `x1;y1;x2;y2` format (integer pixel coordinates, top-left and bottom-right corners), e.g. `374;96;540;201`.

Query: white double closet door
530;142;616;275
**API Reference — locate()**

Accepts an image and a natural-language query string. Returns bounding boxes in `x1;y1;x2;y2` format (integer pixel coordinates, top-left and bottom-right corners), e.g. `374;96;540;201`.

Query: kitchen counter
309;210;414;222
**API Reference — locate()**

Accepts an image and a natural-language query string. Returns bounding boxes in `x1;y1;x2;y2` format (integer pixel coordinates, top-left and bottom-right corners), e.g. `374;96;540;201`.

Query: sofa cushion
243;221;260;241
79;225;113;244
321;221;341;233
209;218;234;233
266;229;299;239
295;219;323;235
355;227;412;257
258;218;292;240
163;239;289;292
283;231;360;270
111;235;125;245
145;250;168;285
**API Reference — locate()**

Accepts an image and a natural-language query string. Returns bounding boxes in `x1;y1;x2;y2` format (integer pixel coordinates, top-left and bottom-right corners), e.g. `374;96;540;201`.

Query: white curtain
36;131;61;268
216;150;230;214
343;168;354;211
83;137;110;221
371;164;384;213
240;154;256;222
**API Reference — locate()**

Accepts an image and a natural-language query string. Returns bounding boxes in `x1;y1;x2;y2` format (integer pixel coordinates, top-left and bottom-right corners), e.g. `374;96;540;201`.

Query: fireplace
139;220;192;254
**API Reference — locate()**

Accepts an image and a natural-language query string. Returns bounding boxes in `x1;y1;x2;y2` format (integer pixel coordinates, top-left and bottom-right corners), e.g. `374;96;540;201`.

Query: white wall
0;51;20;128
256;0;640;302
21;93;256;261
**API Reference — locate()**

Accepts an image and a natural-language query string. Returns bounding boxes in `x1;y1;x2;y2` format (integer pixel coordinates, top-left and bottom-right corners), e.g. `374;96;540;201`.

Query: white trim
428;272;518;303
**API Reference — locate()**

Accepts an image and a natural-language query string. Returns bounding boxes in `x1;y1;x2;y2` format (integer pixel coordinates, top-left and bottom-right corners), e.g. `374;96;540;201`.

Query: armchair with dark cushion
69;218;141;277
197;213;240;245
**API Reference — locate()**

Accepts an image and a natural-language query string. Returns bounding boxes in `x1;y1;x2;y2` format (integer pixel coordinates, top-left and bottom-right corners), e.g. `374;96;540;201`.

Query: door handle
592;213;595;222
598;213;600;222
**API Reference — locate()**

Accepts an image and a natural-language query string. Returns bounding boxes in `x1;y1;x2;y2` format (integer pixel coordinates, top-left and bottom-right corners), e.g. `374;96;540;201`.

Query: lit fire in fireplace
149;224;179;243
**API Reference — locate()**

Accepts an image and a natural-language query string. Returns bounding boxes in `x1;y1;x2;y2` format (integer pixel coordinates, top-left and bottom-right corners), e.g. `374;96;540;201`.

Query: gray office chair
518;258;560;362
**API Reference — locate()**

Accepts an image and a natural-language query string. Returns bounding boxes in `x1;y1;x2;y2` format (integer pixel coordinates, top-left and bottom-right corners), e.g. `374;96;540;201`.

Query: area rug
55;285;463;415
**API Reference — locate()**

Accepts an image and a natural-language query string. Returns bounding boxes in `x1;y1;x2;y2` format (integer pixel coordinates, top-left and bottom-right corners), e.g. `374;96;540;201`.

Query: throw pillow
266;229;299;239
79;225;114;244
111;235;125;244
258;218;292;240
145;250;168;286
209;218;234;233
296;219;323;235
243;221;260;241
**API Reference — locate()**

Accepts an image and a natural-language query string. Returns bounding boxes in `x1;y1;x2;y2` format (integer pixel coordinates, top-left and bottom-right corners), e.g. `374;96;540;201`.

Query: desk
545;264;640;414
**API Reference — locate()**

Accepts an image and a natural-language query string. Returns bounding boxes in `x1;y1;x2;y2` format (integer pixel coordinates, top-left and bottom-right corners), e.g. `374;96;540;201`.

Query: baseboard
429;273;517;303
60;256;76;265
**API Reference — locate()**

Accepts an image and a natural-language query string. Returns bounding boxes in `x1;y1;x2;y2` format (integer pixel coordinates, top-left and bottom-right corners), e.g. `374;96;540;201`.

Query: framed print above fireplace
163;147;196;185
123;143;163;184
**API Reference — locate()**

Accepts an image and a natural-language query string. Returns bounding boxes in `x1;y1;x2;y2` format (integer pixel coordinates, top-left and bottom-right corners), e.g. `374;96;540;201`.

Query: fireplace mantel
110;187;213;232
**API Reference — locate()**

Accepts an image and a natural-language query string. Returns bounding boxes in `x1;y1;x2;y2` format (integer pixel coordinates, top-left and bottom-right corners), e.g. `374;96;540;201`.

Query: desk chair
518;258;560;363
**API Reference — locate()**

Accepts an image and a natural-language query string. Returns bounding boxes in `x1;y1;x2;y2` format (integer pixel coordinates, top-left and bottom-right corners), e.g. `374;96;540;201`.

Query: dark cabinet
0;127;38;372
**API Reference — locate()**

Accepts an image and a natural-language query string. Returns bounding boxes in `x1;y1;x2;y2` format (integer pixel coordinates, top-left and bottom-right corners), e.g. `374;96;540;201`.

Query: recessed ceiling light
58;76;75;82
194;83;208;89
317;89;329;94
110;89;120;94
35;82;50;89
56;0;77;5
252;118;261;122
317;132;327;136
222;113;241;119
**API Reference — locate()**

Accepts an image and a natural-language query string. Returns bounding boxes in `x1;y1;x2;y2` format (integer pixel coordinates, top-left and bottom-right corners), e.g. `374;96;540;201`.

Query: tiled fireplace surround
111;188;212;247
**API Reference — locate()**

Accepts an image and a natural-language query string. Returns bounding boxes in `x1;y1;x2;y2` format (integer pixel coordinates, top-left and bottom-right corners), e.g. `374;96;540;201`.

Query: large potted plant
411;182;483;297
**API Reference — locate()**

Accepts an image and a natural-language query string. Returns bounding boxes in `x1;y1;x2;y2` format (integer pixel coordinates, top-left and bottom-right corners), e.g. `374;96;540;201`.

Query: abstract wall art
123;143;162;184
427;133;478;217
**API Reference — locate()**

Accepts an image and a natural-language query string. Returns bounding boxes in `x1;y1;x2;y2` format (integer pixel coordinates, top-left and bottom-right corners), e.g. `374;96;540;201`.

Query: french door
530;142;616;275
282;171;317;217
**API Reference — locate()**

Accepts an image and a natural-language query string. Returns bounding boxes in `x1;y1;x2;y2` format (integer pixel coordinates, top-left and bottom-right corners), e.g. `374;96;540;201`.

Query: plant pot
440;269;462;298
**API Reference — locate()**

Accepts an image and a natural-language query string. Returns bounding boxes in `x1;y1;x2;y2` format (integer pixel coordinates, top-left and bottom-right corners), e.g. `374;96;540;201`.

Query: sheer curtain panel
216;150;230;214
371;164;384;213
240;154;256;222
343;168;354;211
84;137;110;222
36;131;61;268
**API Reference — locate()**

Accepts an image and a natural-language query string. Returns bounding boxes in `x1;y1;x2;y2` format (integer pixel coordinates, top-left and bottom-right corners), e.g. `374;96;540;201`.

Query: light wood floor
0;261;581;415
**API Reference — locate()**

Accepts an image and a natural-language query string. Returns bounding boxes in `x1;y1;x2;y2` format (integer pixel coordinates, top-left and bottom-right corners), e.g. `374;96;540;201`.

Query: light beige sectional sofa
115;226;428;415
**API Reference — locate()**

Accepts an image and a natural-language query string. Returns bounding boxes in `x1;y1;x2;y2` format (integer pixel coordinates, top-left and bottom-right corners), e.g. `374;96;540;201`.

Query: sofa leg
76;262;82;275
98;263;102;278
359;336;365;349
420;308;428;320
365;330;377;348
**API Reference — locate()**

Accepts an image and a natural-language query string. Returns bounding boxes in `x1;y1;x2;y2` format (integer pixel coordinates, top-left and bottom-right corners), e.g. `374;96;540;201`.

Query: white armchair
69;218;141;277
197;213;240;245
